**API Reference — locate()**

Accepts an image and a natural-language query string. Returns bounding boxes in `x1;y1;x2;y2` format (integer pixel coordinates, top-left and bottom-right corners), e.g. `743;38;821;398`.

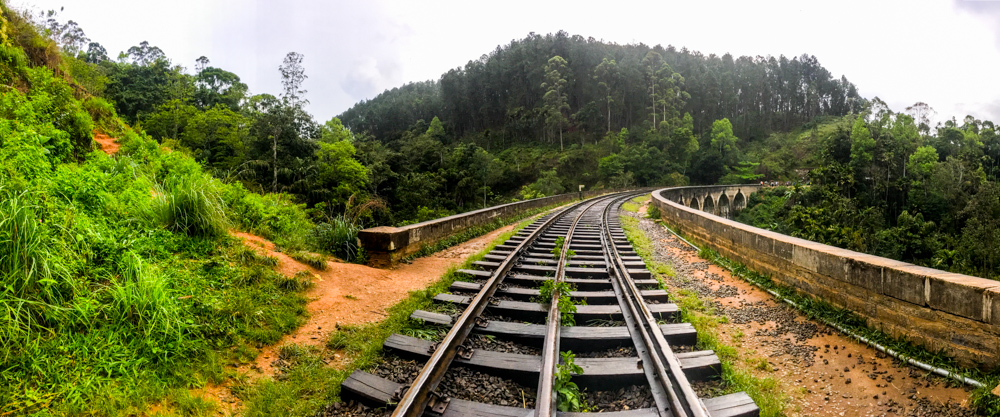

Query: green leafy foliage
555;351;587;412
550;236;565;259
737;108;1000;279
0;12;321;412
148;174;230;238
538;280;576;326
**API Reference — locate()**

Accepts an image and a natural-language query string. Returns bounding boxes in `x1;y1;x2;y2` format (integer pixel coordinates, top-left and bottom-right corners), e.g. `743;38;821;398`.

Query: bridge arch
718;194;731;218
689;197;700;210
702;195;715;214
733;191;747;211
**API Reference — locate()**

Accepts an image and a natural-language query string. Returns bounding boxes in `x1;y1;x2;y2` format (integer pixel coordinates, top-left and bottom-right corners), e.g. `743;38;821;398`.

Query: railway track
342;192;759;417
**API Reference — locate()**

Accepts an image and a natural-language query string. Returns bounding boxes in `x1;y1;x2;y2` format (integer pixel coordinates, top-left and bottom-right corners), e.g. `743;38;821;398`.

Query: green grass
149;174;230;238
0;135;315;414
619;215;674;289
311;214;363;262
286;250;327;270
619;213;787;417
621;194;648;213
236;212;547;416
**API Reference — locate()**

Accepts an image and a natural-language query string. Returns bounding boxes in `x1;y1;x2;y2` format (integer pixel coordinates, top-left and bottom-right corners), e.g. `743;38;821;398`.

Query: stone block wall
652;186;1000;368
359;190;611;268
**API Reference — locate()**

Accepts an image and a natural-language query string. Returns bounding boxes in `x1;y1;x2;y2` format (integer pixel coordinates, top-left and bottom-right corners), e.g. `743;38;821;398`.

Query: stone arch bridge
660;184;761;218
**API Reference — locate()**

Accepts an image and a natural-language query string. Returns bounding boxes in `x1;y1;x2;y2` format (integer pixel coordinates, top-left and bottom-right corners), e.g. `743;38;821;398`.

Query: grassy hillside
0;4;324;414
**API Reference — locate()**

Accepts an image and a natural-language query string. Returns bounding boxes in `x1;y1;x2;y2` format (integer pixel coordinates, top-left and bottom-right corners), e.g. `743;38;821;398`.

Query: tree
642;51;663;128
669;113;699;174
182;105;251;170
195;56;210;73
245;93;318;193
593;58;618;133
541;55;570;151
320;117;353;143
123;41;166;66
426;116;446;142
849;115;875;181
279;52;308;107
710;118;738;155
193;66;248;111
905;102;935;134
314;117;368;208
57;20;88;55
83;42;108;64
104;58;185;122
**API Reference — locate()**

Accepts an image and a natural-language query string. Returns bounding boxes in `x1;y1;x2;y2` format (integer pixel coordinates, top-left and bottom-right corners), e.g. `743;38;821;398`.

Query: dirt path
629;203;978;417
94;131;120;156
232;226;516;377
163;227;518;415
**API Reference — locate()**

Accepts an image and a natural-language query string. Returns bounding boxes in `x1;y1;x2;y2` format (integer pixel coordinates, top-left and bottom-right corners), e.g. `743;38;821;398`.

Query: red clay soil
230;226;516;376
153;228;517;415
93;131;120;156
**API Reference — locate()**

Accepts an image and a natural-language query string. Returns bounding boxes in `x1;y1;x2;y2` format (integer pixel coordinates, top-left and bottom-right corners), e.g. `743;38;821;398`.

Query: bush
219;181;313;248
149;174;230;237
83;97;122;134
312;215;361;261
647;204;661;219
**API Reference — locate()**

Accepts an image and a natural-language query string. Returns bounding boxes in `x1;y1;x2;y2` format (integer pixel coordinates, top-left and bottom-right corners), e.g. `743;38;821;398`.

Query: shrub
219;181;313;248
312;215;360;261
647;204;661;219
149;174;230;238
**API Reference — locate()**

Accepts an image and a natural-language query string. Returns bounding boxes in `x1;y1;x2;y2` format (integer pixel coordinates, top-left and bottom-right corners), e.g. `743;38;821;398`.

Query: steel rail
597;193;672;416
390;198;591;417
602;195;709;417
534;195;616;417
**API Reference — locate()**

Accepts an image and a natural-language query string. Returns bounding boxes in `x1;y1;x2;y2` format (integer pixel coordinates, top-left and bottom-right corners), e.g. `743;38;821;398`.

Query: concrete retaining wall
359;190;607;268
652;186;1000;368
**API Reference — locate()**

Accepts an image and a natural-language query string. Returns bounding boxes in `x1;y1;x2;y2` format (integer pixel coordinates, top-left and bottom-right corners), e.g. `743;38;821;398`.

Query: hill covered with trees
49;19;864;227
334;31;864;221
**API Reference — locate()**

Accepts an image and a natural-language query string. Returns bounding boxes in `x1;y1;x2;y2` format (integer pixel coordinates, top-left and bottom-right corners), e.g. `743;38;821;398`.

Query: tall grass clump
150;175;229;238
0;187;57;298
311;196;385;262
312;215;361;261
0;186;70;363
107;252;189;357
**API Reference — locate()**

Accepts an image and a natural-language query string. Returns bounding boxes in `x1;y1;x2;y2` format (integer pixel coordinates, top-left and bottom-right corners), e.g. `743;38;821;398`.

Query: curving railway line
342;192;759;417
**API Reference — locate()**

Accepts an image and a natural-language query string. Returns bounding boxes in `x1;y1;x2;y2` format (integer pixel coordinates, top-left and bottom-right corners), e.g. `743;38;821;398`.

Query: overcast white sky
16;0;1000;126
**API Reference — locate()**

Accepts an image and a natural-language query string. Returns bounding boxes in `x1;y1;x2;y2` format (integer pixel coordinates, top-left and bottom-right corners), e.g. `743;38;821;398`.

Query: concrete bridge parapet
650;186;1000;368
